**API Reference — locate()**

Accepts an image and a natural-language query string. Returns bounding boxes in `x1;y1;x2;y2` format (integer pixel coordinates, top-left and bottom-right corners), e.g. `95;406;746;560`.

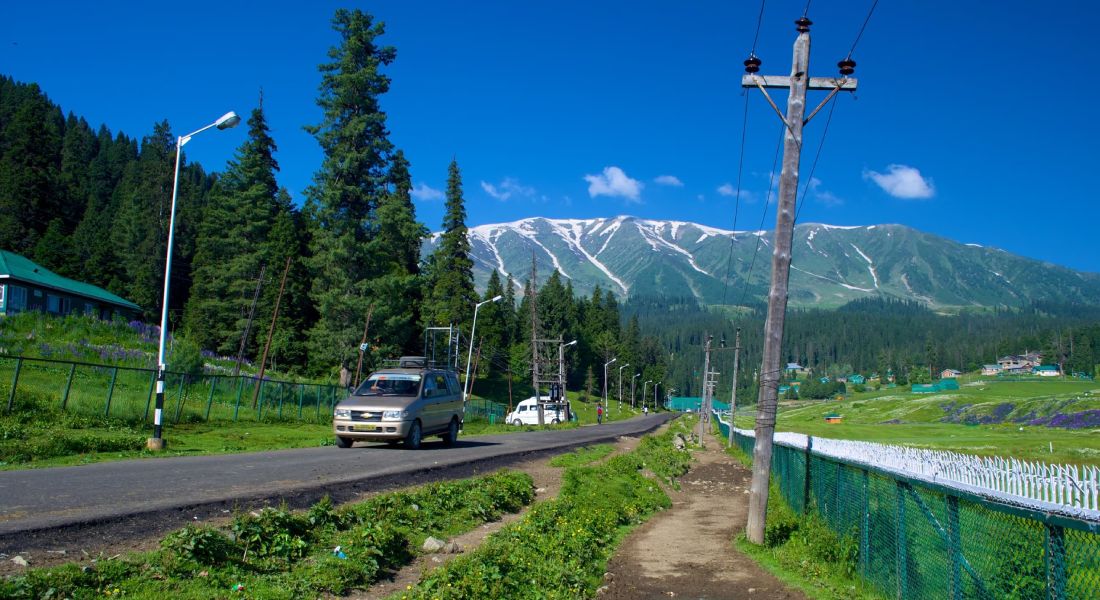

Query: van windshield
354;374;421;396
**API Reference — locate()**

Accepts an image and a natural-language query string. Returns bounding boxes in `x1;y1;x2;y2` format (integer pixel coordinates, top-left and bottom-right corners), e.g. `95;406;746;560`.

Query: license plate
355;425;380;432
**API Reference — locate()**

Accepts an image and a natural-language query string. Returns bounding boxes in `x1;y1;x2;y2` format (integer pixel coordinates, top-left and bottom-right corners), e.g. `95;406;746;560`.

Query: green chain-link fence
464;397;507;421
715;412;1100;599
1;355;344;425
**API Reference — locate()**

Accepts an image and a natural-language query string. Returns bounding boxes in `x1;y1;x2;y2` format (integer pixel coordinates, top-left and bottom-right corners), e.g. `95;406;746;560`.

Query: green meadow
732;379;1100;466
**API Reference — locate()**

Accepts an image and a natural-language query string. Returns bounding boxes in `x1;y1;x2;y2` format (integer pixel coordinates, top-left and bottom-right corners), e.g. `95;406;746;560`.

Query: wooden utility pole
529;254;544;425
234;264;266;377
698;334;712;447
252;257;290;410
744;16;857;544
728;328;742;449
353;302;376;388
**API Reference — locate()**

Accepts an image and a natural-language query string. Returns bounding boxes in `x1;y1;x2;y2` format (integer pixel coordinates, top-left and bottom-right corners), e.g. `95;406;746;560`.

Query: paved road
0;414;673;549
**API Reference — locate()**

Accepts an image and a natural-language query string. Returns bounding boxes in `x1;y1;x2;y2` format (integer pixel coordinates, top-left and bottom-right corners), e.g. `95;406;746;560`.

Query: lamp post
617;363;629;411
654;382;660;411
631;373;640;408
463;295;502;403
643;380;652;411
148;111;240;451
603;358;616;407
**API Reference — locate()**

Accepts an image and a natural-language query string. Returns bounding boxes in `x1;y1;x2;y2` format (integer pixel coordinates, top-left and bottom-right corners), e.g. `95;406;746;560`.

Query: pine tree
424;160;477;329
477;270;508;374
184;103;281;355
0;85;63;253
304;8;398;373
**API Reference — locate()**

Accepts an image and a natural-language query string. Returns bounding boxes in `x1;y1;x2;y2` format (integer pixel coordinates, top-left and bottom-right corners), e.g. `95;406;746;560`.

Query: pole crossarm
741;74;857;91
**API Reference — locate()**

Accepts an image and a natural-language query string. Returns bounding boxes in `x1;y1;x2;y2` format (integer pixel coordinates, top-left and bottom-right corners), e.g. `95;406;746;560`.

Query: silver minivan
332;358;463;449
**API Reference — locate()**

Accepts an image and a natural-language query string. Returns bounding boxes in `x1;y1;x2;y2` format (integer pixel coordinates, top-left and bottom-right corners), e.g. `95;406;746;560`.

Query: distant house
981;364;1002;376
785;363;808;378
940;369;962;379
848;374;866;385
998;354;1041;374
823;413;843;424
0;250;139;320
1033;365;1061;377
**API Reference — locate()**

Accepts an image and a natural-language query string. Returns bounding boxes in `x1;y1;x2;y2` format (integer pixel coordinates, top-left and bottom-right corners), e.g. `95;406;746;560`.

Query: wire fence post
60;362;76;410
895;481;908;600
1045;523;1067;600
946;494;962;600
233;377;244;421
104;366;118;417
315;385;321;420
257;380;266;420
861;468;870;578
205;375;218;421
297;384;304;420
803;436;813;515
142;370;156;421
5;357;22;413
277;383;284;419
172;375;185;424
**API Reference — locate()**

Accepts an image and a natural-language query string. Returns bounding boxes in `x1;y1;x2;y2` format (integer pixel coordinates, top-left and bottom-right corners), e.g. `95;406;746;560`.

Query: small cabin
823;413;843;424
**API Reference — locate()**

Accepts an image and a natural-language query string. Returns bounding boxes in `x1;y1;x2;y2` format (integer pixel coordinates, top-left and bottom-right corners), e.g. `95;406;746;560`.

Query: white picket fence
717;412;1100;522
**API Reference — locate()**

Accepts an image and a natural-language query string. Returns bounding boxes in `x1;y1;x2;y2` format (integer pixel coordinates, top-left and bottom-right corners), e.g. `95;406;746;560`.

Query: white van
506;397;567;426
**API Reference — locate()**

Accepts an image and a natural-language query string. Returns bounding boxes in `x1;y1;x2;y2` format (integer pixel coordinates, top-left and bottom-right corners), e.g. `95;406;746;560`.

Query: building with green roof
0;250;140;319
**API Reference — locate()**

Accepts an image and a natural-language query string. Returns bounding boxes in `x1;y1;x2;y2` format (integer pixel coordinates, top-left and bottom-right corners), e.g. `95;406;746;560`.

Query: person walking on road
597;403;604;424
643;405;648;416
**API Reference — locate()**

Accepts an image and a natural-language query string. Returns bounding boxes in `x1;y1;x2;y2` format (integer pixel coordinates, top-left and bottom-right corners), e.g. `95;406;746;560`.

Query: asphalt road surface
0;413;673;552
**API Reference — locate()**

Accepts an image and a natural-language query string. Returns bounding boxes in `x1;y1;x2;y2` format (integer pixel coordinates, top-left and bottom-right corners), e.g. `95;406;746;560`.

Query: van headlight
382;410;408;421
334;408;351;419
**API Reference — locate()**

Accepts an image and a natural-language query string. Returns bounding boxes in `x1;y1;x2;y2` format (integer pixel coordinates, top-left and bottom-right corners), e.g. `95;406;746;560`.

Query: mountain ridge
423;216;1100;309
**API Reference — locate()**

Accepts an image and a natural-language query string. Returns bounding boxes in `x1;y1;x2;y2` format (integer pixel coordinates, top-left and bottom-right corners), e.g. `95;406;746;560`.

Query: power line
749;0;768;56
719;92;751;306
846;0;880;59
793;93;841;225
733;124;785;314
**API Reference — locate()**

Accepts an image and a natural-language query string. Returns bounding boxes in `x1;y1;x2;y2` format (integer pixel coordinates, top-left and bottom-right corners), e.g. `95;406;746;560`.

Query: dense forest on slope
629;296;1100;402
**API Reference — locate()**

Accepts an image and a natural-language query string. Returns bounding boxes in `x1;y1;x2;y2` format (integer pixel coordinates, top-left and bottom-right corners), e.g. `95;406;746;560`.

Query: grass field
732;379;1100;466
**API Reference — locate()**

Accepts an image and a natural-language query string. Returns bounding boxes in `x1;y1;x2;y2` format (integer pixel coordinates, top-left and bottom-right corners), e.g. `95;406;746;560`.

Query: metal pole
617;363;628;411
233;264;265;377
728;328;741;448
354;302;375;389
464;299;494;403
149;134;184;449
252;256;291;409
631;373;639;408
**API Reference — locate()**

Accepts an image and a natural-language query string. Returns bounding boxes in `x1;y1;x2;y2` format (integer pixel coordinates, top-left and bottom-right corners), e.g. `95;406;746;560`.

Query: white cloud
863;164;935;199
480;177;536;201
583;166;643;202
807;177;844;207
411;183;444;201
717;183;737;197
654;175;684;187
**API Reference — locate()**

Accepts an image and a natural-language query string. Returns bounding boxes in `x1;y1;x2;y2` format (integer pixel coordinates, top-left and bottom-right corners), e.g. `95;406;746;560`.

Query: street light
654;382;660;410
643;380;652;410
148;111;240;451
617;363;629;411
463;295;503;403
631;373;641;408
603;358;616;407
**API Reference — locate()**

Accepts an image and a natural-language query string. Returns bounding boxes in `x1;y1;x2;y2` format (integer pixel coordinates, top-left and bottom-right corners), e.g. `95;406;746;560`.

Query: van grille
352;411;382;422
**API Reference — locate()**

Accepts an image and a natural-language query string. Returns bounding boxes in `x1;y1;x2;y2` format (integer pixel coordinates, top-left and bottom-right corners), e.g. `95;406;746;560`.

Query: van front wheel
512;419;523;426
335;436;352;448
404;420;422;450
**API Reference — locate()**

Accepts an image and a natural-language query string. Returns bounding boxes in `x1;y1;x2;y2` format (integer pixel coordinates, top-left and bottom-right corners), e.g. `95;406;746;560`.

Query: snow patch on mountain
850;243;879;289
792;265;874;292
549;220;627;293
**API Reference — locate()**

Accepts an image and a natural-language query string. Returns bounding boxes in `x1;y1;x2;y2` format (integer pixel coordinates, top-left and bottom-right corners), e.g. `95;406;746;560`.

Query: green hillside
732;379;1100;466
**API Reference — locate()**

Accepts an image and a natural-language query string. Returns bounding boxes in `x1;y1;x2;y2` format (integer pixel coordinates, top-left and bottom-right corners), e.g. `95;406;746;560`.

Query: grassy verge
393;417;694;599
0;471;535;599
725;445;882;600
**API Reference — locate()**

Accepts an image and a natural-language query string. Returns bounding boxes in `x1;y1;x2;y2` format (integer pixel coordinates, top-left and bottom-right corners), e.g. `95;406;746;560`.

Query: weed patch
548;443;614;468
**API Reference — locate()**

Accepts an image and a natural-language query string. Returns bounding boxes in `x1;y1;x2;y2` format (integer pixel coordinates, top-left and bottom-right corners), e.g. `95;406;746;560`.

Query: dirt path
600;431;807;600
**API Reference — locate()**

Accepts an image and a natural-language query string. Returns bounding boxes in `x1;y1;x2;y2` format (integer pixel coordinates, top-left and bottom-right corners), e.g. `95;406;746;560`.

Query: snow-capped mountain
423;216;1100;309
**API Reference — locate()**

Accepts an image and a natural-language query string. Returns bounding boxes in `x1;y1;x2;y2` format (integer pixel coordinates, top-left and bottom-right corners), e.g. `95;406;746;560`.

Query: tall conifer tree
304;9;398;373
184;103;281;354
425;160;477;329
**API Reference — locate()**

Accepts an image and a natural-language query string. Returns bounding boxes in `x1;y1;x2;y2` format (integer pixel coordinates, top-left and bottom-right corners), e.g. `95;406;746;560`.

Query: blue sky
3;1;1098;271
